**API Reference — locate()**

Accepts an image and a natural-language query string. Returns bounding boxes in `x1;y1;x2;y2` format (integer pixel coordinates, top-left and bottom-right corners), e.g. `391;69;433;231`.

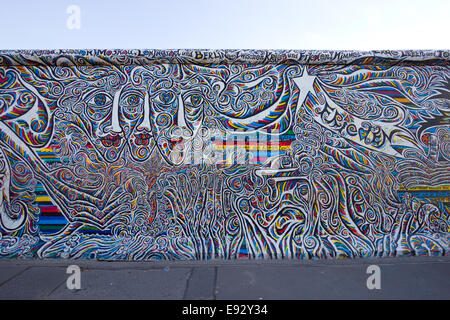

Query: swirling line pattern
0;49;448;260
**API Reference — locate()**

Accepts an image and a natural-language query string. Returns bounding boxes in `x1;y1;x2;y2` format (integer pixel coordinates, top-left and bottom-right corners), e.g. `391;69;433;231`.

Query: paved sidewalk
0;256;448;300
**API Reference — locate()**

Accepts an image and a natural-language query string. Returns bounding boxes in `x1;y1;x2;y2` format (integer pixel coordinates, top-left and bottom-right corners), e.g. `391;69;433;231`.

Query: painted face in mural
150;88;188;165
155;91;210;166
128;90;156;161
93;85;204;164
67;66;154;162
72;65;206;164
90;84;155;162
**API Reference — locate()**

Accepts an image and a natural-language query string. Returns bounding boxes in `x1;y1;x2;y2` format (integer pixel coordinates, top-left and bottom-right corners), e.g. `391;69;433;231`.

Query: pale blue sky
1;0;449;50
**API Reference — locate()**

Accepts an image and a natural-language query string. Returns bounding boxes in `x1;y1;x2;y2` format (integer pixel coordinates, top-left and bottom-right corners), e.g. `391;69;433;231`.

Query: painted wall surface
0;49;448;260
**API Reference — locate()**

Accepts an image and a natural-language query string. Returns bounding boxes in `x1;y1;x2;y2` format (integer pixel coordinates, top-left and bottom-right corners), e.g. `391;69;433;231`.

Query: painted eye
190;94;203;106
88;93;111;107
95;94;106;105
122;93;143;118
126;94;139;105
122;92;142;107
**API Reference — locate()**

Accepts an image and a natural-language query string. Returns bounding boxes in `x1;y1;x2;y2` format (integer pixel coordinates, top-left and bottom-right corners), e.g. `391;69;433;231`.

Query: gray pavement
0;255;448;300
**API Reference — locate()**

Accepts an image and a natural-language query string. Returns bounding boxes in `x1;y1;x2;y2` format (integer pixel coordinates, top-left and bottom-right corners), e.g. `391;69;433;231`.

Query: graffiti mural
0;49;448;260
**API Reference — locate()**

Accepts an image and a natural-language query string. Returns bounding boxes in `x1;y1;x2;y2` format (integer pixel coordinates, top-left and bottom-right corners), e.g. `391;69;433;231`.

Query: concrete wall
0;49;448;260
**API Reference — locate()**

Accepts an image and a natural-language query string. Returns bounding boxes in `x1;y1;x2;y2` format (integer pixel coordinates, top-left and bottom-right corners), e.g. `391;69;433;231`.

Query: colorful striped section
35;183;67;234
35;147;67;163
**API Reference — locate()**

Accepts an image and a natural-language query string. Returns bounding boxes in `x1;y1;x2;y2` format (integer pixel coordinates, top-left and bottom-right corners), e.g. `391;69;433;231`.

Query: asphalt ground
0;255;448;300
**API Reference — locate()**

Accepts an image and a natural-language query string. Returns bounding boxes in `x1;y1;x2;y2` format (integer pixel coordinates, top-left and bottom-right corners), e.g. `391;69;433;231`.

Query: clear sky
1;0;449;50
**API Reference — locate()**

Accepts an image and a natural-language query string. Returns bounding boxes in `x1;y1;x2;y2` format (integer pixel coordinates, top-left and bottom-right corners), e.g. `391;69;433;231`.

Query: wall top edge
0;49;449;67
